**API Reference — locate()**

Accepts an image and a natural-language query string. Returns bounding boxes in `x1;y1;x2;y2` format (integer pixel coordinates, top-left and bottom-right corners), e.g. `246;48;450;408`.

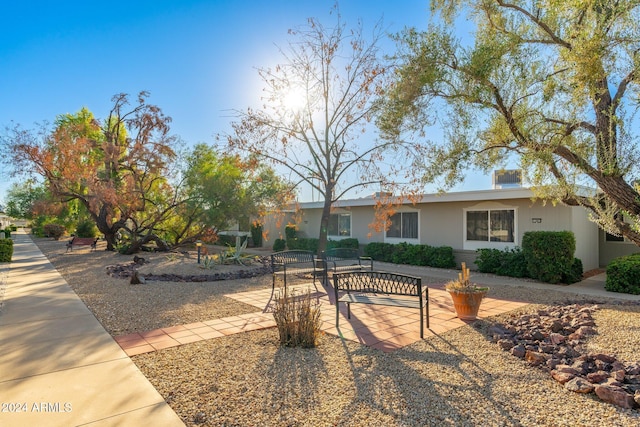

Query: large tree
4;180;47;219
5;92;177;250
379;1;640;245
227;9;425;253
165;144;293;245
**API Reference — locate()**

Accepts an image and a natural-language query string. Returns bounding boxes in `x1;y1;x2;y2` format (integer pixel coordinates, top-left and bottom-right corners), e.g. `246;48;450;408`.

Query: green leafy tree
227;7;425;254
175;144;292;244
379;1;640;245
4;180;47;219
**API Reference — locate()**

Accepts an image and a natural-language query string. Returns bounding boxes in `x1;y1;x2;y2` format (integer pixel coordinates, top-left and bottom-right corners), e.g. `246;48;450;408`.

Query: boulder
595;385;637;409
565;377;595;394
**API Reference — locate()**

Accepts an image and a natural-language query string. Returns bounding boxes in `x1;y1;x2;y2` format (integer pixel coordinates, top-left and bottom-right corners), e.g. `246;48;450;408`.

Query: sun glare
282;85;307;112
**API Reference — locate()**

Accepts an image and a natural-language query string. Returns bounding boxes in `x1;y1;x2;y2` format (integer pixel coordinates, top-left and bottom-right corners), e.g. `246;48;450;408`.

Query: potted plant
445;262;489;320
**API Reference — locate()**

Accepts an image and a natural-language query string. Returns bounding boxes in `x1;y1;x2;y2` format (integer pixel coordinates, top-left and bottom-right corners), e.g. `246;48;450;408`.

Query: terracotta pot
448;290;487;320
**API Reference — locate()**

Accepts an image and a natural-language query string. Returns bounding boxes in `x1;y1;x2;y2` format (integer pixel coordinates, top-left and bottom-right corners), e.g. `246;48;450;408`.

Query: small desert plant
273;288;321;348
219;237;252;265
165;253;179;262
445;262;488;293
200;255;215;269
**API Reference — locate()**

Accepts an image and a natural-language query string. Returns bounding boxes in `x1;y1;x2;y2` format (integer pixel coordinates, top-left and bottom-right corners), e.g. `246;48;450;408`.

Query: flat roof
297;187;537;209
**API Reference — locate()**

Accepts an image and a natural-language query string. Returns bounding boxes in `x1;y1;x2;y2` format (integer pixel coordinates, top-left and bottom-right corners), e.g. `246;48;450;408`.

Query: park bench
322;248;372;283
333;270;429;338
270;250;323;292
66;236;99;252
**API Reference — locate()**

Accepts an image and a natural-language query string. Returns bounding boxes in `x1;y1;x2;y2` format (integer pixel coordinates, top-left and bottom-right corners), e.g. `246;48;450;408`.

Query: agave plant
219;236;252;266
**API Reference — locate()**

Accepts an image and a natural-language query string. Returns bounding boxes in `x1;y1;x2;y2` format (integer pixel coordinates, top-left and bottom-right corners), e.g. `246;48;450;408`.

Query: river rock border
106;256;272;282
489;303;640;409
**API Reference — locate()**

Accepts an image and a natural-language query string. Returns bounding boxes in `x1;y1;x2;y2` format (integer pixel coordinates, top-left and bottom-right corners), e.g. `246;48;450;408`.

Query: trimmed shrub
287;237;319;253
285;225;297;240
0;239;13;262
606;254;640;294
75;219;97;238
522;231;576;284
475;248;503;273
364;242;395;262
476;247;529;278
43;223;66;240
363;242;456;268
326;238;359;250
1;229;10;238
273;238;286;252
562;257;584;284
429;246;457;268
250;223;263;247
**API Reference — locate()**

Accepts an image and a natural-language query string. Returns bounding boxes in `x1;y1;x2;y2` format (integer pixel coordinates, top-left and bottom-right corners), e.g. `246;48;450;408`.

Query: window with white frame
328;213;351;237
386;212;418;240
466;209;515;243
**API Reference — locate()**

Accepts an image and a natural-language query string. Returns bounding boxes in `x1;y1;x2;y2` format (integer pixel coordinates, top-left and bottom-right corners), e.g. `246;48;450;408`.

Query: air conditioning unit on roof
493;170;522;189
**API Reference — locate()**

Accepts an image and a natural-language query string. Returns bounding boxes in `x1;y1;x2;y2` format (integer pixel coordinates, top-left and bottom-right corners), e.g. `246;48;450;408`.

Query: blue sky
0;0;491;204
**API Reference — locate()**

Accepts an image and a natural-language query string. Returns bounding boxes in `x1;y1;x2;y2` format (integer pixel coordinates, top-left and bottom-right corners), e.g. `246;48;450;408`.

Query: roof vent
493;170;522;189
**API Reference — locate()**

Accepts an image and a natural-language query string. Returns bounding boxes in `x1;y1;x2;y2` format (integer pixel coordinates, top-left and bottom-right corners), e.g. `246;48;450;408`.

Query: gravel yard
34;237;640;426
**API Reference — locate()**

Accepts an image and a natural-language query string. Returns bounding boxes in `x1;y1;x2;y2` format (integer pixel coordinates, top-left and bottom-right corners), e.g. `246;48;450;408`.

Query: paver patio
116;282;527;355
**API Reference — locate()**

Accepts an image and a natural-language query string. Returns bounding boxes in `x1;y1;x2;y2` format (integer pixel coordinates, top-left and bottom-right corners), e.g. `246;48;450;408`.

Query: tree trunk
317;190;334;256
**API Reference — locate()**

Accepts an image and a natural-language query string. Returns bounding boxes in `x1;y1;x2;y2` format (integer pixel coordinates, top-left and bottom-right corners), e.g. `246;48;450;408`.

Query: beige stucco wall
598;231;639;267
264;196;602;270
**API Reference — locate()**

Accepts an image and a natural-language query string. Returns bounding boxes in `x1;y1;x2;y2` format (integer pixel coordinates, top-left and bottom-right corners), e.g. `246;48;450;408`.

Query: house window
466;209;515;242
605;232;624;242
328;213;351;237
386;212;418;239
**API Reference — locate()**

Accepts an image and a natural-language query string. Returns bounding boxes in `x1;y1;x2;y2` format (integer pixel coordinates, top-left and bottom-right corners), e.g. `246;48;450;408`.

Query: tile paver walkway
116;283;528;355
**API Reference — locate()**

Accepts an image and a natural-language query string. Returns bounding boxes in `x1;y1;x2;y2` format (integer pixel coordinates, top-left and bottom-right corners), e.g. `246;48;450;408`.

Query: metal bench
270;250;323;292
66;237;98;252
333;270;429;338
322;248;372;283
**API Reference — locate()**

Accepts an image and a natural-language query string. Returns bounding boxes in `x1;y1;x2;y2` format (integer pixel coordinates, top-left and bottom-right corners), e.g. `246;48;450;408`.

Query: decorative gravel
33;238;640;426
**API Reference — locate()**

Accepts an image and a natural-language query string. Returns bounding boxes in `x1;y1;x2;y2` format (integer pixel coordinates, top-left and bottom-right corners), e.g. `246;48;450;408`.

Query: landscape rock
565;377;595;393
491;304;640;410
595;385;637;409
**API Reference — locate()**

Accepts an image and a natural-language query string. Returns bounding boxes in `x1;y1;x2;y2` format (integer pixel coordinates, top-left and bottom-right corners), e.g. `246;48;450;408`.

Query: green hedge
273;239;286;252
286;237;319;253
364;242;456;269
75;220;98;238
522;231;576;284
43;223;66;240
476;247;528;278
285;237;360;253
606;254;640;294
0;239;13;262
250;223;263;247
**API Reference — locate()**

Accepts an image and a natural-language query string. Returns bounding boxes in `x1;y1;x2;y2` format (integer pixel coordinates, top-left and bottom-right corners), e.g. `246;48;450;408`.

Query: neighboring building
264;185;639;270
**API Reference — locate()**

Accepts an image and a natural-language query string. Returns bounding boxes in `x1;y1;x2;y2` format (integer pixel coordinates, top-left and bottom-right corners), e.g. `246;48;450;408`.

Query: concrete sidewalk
0;230;184;427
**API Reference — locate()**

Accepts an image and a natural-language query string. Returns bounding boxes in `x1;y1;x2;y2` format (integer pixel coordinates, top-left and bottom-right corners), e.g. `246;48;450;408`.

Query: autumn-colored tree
4;92;177;251
227;8;425;254
379;1;640;245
